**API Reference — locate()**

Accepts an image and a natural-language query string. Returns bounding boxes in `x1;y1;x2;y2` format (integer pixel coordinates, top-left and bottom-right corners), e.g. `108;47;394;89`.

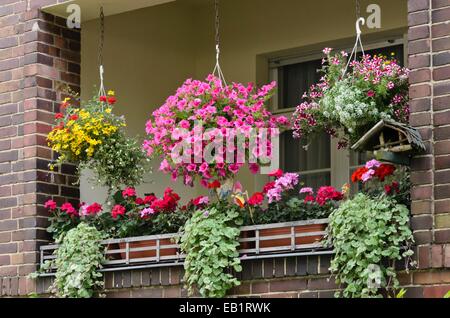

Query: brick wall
408;0;450;295
0;0;79;296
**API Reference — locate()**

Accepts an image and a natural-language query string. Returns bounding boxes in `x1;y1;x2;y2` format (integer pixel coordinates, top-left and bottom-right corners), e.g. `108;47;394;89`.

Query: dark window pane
281;131;330;173
356;44;404;67
278;59;322;109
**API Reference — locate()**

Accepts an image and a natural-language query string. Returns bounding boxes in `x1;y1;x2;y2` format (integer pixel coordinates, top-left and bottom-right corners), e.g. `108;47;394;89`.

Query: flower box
117;238;178;260
238;219;329;254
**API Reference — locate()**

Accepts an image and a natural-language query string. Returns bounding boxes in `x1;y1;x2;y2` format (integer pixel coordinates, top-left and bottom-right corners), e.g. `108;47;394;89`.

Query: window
269;39;405;190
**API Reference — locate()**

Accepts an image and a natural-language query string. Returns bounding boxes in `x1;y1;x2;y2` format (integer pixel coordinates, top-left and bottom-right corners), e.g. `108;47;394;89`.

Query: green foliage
444;290;450;299
327;193;415;298
80;132;151;194
47;210;80;241
180;202;243;298
36;223;106;298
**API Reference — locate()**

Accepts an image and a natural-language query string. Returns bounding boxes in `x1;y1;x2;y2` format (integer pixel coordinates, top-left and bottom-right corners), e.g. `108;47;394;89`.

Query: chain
215;0;220;49
98;6;105;68
356;0;361;19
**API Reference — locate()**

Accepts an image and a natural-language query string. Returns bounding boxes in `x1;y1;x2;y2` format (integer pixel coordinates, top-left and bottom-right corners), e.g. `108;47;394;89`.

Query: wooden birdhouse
351;120;426;165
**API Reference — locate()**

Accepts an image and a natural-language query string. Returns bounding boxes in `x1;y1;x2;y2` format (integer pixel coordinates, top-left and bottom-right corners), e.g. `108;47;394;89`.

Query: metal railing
39;219;332;274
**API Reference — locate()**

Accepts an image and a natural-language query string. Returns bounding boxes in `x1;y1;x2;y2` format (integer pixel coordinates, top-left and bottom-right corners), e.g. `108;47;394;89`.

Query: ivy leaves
327;193;415;298
40;223;106;298
180;203;243;298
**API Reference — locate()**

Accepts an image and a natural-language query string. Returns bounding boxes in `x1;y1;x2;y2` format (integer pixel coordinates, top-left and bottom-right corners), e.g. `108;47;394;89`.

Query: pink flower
122;187;137;198
361;169;376;183
367;90;376;98
365;159;381;170
249;163;260;174
323;47;333;54
299;187;314;195
86;203;102;215
44;199;57;211
140;208;156;219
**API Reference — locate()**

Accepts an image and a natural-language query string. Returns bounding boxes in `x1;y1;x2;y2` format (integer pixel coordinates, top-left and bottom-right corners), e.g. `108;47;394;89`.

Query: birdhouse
351;120;426;165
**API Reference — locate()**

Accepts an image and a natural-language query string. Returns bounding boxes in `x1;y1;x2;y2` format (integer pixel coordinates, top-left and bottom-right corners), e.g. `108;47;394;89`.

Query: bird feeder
351;120;426;165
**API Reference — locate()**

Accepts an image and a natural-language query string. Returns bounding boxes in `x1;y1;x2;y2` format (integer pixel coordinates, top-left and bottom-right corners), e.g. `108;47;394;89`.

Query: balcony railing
39;218;332;275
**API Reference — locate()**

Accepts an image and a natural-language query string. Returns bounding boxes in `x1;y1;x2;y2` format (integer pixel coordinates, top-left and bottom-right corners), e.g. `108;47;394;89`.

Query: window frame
265;36;407;190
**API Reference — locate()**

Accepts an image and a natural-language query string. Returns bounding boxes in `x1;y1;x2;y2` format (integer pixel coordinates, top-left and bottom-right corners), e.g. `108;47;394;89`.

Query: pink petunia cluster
143;74;289;187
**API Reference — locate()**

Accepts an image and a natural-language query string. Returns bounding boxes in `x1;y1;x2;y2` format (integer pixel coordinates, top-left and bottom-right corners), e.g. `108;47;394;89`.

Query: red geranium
248;192;264;206
111;204;126;219
150;188;180;213
99;95;108;102
375;164;396;182
122;187;136;198
262;181;276;194
304;195;315;203
107;96;117;105
55;113;64;119
143;195;157;205
69;114;79;121
269;169;283;178
351;167;368;183
61;202;78;216
86;202;102;215
315;186;343;206
135;198;144;205
207;180;221;189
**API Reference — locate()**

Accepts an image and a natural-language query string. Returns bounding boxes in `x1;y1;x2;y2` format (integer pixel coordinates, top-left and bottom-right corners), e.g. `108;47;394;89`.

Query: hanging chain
212;0;226;85
215;0;220;49
98;6;105;68
356;0;361;19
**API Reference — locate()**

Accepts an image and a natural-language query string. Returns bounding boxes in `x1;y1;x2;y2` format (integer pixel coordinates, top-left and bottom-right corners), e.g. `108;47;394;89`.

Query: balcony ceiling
42;0;177;22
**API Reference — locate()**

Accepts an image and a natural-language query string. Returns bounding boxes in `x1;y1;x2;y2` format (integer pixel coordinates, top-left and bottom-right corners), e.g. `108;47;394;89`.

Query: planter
259;223;326;249
118;238;178;260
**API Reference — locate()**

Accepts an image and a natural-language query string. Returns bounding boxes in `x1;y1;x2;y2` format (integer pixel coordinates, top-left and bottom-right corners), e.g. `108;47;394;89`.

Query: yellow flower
107;90;115;96
105;108;112;114
63;97;71;103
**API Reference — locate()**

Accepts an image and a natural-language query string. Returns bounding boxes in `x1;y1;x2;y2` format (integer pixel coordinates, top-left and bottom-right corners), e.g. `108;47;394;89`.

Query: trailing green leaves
180;202;243;298
32;223;106;298
327;193;415;298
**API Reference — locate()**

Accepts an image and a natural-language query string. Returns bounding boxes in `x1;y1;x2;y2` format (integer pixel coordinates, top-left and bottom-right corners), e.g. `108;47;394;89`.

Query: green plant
445;290;450;299
327;193;415;298
180;202;243;298
34;223;106;298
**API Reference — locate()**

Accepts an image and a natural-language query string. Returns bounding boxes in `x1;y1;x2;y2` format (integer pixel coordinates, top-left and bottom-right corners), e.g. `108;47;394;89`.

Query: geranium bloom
140;208;156;219
361;169;376;183
99;95;107;102
192;196;209;207
55;113;64;119
135;198;144;205
269;169;283;178
249;163;260;174
207;180;221;189
315;186;343;206
107;96;117;105
44;199;57;211
267;172;299;203
111;205;126;219
365;159;381;170
351;167;369;183
304;195;315;203
61;202;77;216
299;187;313;195
122;187;137;198
375;164;396;181
86;202;102;215
69;114;78;121
262;181;276;194
248;192;264;206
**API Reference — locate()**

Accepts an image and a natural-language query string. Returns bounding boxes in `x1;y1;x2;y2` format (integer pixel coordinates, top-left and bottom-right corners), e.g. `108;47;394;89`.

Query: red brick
432;245;444;268
434;66;450;81
432;23;450;38
423;285;450;297
409;0;430;12
269;279;307;292
409;11;430;26
409;25;430;41
409;39;431;54
410;84;431;98
410;112;431;126
411;214;434;230
412;200;432;215
434;110;450;125
433;0;450;9
413;270;450;284
433;37;450;52
418;245;431;269
410;69;432;83
435;229;450;243
432;6;450;23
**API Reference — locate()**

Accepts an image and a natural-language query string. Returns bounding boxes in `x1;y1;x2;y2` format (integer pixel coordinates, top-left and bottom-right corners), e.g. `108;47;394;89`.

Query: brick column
0;1;80;296
408;0;450;273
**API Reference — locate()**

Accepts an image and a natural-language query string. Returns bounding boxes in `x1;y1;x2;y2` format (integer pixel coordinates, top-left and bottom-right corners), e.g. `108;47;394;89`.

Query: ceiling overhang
42;0;176;22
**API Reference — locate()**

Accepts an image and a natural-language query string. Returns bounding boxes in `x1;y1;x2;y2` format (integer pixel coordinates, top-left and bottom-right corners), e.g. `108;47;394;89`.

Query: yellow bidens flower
107;90;115;96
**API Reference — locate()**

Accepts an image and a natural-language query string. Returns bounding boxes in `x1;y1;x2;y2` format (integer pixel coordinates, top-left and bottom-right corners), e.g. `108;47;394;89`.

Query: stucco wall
80;0;408;203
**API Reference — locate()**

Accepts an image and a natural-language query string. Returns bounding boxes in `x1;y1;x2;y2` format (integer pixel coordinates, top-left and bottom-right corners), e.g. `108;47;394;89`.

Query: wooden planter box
238;219;329;255
39;219;329;272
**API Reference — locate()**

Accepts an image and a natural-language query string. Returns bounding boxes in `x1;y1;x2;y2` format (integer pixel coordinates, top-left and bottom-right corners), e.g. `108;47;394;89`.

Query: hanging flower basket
143;74;289;188
291;48;410;149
